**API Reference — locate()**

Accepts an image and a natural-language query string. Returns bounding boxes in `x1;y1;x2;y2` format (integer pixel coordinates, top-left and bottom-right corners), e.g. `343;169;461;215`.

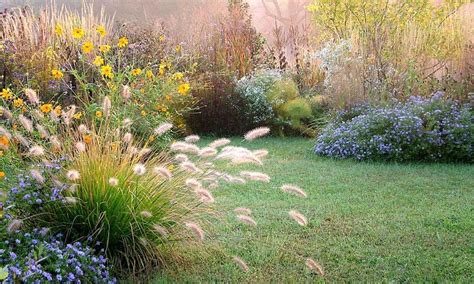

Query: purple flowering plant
315;94;473;162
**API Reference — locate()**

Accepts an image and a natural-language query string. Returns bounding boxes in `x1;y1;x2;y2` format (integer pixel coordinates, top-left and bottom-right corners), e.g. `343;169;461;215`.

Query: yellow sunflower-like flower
99;44;111;53
54;106;62;116
96;110;103;118
172;72;184;81
0;135;9;148
96;25;106;37
159;35;166;42
177;83;190;95
51;69;64;80
40;104;53;113
72;27;85;39
117;37;128;48
131;68;142;76
82;41;94;54
55;24;63;36
101;65;114;79
13;98;24;108
93;56;104;67
73;112;83;120
175;45;182;53
1;88;13;100
146;70;154;79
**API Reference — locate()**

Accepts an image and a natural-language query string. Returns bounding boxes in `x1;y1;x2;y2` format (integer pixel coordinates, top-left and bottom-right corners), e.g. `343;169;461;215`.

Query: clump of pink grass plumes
244;126;270;141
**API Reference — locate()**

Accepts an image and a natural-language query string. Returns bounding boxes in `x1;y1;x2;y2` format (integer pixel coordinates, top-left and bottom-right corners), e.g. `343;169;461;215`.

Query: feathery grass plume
195;188;214;203
233;256;250;272
30;169;45;184
140;211;153;218
122;85;132;100
0;126;12;139
237;215;257;226
66;170;80;181
185;135;200;143
123;132;133;144
185;222;205;241
7;219;22;234
0;106;13;119
50;135;61;151
231;156;263;166
108;177;119;187
170;141;188;151
78;124;88;134
234;207;252;215
62;105;77;125
240;171;270;182
209;138;231;148
14;133;30;147
36;124;49;138
122;118;133;127
133;163;146;175
153;166;172;179
305;258;324;276
32;110;45;120
29;145;45;156
281;184;307;198
102;96;112;117
19;114;34;133
154;122;173;136
65;197;78;205
175;154;188;163
244;127;270;141
75;142;86;152
24;88;39;104
180;161;201;173
152;224;169;239
289;210;308;226
253;149;269;158
229;176;247;184
199;147;218;157
185;143;200;155
49;110;60;123
185;178;201;189
138;148;151;158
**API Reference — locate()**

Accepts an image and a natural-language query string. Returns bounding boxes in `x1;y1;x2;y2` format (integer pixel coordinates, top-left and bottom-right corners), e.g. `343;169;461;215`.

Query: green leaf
0;266;9;280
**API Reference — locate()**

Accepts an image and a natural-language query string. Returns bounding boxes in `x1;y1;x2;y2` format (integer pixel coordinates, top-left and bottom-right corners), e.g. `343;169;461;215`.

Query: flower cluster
315;94;473;162
0;224;116;283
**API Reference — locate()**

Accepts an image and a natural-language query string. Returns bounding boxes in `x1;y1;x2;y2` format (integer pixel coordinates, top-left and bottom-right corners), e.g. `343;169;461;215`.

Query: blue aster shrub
315;94;473;162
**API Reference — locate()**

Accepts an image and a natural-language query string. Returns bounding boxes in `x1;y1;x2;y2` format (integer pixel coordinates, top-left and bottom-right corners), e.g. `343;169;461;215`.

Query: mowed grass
156;137;472;282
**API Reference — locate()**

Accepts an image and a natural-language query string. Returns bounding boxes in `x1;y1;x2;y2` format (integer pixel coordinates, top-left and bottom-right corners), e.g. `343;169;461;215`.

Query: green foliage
279;98;313;125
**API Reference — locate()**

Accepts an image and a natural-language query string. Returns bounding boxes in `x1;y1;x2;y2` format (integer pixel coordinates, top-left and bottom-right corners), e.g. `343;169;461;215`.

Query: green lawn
155;137;474;282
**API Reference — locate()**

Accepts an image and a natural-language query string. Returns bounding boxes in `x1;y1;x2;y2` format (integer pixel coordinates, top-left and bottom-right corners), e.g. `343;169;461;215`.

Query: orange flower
83;134;92;144
0;171;5;180
0;135;9;148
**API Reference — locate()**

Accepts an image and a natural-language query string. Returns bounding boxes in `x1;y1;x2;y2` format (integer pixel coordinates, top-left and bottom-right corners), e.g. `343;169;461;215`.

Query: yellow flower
54;106;62;116
82;41;94;54
177;83;190;95
131;68;142;76
175;45;182;53
13;98;24;108
93;56;104;67
40;104;53;113
159;35;166;42
95;110;103;118
55;24;63;36
96;25;106;37
72;27;85;39
117;37;128;48
73;112;83;120
0;135;9;148
99;44;111;53
83;134;92;144
148;135;155;142
51;69;64;80
165;95;172;101
100;65;114;79
0;171;5;180
172;72;184;80
146;70;154;79
1;88;13;100
141;110;147;116
167;164;174;171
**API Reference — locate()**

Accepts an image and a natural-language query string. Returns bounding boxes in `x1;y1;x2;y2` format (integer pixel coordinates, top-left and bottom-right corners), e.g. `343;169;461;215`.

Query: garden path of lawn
156;137;473;282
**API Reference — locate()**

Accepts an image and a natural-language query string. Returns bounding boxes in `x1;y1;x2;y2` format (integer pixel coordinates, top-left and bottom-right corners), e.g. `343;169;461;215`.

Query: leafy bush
315;94;474;162
0;220;115;283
